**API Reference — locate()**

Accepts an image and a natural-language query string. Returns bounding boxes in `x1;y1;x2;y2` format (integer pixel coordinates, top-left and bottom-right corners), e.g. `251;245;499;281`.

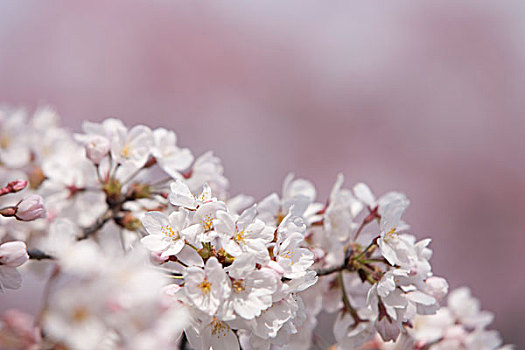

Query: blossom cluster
0;106;513;349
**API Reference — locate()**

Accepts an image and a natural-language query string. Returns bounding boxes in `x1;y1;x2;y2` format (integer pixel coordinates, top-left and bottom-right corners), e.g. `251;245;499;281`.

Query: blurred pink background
1;1;524;347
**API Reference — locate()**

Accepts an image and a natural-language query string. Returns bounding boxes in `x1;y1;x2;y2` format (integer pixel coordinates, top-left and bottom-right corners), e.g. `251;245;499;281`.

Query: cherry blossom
0;108;513;350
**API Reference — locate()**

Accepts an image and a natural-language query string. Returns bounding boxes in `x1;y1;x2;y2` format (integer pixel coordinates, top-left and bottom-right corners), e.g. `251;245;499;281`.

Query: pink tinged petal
15;195;46;221
0;266;22;291
0;241;29;267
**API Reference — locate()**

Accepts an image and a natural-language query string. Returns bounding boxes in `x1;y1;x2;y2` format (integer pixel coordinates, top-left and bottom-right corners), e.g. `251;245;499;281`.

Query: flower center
211;317;228;338
385;228;396;240
72;307;89;323
199;278;212;295
161;224;179;240
232;279;246;293
121;143;131;158
235;230;246;244
201;214;214;232
283;251;293;259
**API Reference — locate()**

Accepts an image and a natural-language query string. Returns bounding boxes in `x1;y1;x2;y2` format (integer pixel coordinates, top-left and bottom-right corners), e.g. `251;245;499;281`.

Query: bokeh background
1;1;524;347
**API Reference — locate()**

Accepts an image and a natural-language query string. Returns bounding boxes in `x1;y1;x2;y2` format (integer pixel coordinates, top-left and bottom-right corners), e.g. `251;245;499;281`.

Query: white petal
141;211;169;236
141;235;170;252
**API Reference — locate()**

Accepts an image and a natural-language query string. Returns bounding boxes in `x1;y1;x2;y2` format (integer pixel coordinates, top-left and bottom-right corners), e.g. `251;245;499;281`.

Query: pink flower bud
425;276;449;302
150;251;168;265
0;241;29;267
85;135;110;165
0;180;28;196
10;180;27;192
15;195;46;221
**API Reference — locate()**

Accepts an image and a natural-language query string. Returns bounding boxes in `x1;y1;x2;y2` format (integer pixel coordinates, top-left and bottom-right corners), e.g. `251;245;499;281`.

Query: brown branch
27;249;55;260
314;264;347;276
78;208;114;240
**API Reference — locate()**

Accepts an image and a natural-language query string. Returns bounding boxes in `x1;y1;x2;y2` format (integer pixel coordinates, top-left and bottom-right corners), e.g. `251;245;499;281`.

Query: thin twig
78;209;114;240
314;264;346;276
27;249;55;260
338;271;363;324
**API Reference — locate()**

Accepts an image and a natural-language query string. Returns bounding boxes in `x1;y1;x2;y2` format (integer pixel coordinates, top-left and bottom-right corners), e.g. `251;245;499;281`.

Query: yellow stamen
232;279;246;293
121;143;131;158
235;230;246;244
199;278;212;295
201;214;214;232
211;317;229;338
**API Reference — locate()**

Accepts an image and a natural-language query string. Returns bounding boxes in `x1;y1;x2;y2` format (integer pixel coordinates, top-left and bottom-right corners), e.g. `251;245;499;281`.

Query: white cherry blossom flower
184;257;231;315
141;210;188;258
0;241;29;292
84;135;111;165
182;201;226;244
169;179;213;210
43;286;108;350
324;174;363;242
223;254;277;320
187;317;240;350
274;216;314;279
184;151;229;199
152;128;194;178
111;124;153;167
215;206;273;261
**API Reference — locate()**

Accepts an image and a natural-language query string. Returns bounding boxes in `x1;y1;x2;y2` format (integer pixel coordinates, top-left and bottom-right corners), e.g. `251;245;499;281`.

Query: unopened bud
0;180;28;196
120;213;141;231
8;180;27;192
0;207;17;217
85;135;110;165
0;241;29;267
150;251;168;265
15;195;46;221
128;183;151;199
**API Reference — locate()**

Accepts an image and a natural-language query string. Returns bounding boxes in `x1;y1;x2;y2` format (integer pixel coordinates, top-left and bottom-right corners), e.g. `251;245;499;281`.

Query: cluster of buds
0;107;513;350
